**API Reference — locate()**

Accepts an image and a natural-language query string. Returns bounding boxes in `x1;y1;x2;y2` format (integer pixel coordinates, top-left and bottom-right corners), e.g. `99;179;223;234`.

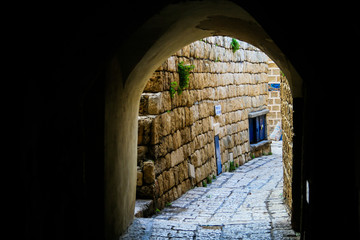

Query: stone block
207;88;216;100
172;130;182;150
200;165;206;181
137;185;154;199
173;165;179;185
137;171;143;186
137;146;148;161
201;148;208;164
164;153;171;169
181;127;191;145
174;108;186;130
151;117;161;145
147;93;162;114
167;56;177;71
202;117;210;133
182;143;191;159
144;71;164;92
161;92;171;112
176;184;182;197
157;174;164;196
155;135;173;158
178;163;185;182
143;161;155;184
206;161;212;176
239;155;245;165
162;171;169;192
139;94;149;115
191;150;201;167
138;116;154;145
183;161;189;179
213;123;220;135
190;121;200;140
195;167;202;183
217;86;227;99
154;156;166;176
170;147;184;167
169;169;175;189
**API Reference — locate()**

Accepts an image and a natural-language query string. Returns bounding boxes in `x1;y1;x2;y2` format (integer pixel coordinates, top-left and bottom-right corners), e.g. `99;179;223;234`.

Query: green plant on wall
170;61;195;98
169;81;178;98
231;38;240;53
229;161;236;172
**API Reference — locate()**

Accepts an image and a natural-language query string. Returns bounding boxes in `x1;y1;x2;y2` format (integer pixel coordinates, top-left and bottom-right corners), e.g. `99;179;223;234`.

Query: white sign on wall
215;105;222;116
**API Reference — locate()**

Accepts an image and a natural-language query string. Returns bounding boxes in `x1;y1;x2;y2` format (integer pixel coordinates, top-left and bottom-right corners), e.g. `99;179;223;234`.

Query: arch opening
132;36;297;238
104;1;303;238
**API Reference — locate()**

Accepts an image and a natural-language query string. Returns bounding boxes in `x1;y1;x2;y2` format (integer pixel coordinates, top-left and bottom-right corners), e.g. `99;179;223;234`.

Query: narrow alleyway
121;141;300;239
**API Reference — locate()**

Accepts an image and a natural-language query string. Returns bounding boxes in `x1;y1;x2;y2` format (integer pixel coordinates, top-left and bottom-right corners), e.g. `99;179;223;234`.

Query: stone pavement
121;141;300;239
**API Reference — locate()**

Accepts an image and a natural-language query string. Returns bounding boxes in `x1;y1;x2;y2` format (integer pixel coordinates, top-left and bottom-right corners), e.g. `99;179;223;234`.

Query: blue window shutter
255;117;260;142
214;135;222;175
259;115;266;141
249;118;254;143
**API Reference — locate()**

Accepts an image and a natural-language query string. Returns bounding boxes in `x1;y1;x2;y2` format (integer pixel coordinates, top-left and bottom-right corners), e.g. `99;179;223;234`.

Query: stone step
134;199;154;218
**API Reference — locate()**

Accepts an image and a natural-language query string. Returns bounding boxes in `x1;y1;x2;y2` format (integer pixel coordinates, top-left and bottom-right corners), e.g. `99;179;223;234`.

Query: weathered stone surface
144;71;163;92
137;146;148;163
191;150;201;167
137;171;143;186
168;169;175;189
147;93;162;115
170;147;184;167
281;73;293;211
188;163;195;179
157;174;164;196
143;161;155;184
137;184;155;199
137;36;276;207
138;116;154;145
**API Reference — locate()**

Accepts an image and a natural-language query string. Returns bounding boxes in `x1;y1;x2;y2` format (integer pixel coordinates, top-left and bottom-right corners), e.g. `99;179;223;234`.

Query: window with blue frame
248;109;269;144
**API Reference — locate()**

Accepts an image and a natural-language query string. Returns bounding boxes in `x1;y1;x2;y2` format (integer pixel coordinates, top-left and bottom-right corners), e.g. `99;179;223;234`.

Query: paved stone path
121;141;300;239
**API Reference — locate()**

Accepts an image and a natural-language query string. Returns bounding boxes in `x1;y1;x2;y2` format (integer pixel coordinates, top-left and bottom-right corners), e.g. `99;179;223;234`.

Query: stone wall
281;74;294;212
267;60;282;137
137;36;271;210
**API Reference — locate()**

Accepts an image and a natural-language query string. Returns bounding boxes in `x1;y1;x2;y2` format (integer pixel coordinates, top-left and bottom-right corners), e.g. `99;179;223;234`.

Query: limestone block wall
281;74;294;211
267;59;282;137
137;36;270;209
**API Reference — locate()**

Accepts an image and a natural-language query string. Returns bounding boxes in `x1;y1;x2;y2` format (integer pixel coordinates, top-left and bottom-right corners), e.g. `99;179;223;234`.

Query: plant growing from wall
170;61;195;98
202;180;207;187
169;81;178;98
229;161;236;172
231;38;240;53
207;175;212;184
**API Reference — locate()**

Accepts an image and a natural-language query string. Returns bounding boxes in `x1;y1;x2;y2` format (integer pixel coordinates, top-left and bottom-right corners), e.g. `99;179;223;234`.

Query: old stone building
137;36;275;209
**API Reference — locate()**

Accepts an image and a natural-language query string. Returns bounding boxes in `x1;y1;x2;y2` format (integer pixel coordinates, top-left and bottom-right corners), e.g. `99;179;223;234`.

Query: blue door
214;135;222;175
259;115;266;141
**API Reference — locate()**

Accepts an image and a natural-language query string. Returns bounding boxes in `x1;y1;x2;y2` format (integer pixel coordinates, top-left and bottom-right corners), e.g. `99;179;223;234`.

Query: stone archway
25;1;360;239
104;1;303;238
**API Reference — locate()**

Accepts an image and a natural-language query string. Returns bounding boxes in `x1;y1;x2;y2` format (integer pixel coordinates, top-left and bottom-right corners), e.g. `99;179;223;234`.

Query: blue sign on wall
214;135;222;175
268;83;280;91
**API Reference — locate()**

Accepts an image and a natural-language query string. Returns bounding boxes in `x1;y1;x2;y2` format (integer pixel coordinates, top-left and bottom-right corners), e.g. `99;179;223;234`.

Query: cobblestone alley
121;141;300;239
